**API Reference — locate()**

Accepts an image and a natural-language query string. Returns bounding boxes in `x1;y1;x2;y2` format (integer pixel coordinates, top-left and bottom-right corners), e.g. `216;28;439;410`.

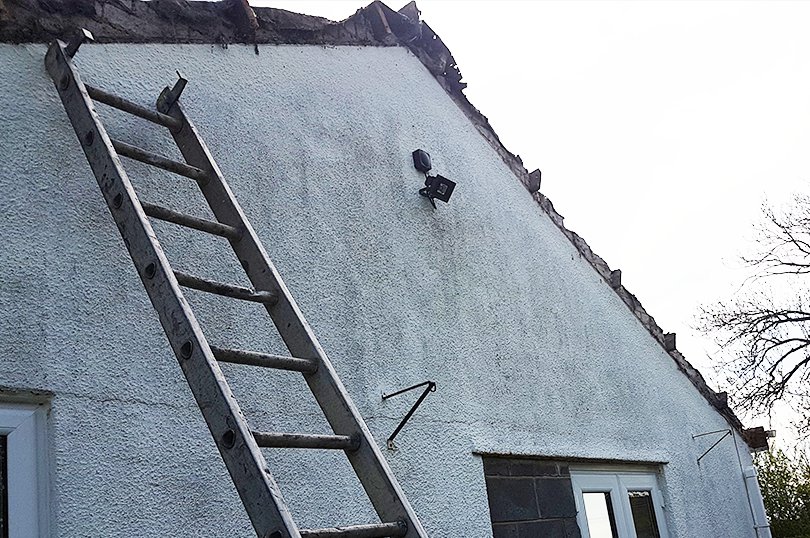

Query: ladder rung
86;84;183;131
252;432;360;451
111;139;211;183
142;201;242;241
174;270;278;304
211;346;318;374
300;522;408;538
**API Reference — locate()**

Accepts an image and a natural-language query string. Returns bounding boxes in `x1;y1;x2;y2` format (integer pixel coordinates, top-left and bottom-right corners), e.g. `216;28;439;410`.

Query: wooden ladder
44;30;428;538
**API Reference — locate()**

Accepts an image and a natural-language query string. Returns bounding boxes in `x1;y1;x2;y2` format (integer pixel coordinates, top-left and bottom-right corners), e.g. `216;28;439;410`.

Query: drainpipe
742;465;772;538
731;433;772;538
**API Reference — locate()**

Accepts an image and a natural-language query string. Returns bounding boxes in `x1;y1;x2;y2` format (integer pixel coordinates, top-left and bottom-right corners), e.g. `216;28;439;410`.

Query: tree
700;194;810;435
755;448;810;537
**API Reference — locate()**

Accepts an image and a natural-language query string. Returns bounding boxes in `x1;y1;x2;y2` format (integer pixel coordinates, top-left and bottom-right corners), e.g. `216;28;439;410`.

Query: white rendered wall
0;43;759;537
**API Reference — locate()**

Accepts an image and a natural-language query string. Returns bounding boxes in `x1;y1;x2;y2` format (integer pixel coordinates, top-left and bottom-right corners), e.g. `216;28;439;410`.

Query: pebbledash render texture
0;1;771;537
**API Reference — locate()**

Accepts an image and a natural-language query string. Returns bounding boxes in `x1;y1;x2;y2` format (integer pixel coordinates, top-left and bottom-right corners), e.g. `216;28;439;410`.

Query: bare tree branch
699;193;810;435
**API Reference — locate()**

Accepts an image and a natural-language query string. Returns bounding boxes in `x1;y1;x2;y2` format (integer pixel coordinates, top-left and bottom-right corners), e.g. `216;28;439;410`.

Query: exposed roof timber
0;0;762;448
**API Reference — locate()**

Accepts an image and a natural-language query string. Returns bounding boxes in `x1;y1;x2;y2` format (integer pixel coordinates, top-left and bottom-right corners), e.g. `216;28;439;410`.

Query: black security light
419;175;456;208
413;149;456;209
412;149;432;173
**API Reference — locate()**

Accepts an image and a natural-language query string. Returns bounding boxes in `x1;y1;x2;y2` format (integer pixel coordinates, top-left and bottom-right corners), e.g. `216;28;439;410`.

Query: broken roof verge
0;0;765;449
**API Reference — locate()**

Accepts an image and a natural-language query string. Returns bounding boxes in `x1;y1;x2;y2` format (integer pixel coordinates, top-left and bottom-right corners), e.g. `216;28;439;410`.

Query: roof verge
357;1;760;447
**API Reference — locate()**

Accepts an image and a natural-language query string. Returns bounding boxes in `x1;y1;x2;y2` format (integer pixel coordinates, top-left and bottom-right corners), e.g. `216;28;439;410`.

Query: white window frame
571;468;670;538
0;403;49;538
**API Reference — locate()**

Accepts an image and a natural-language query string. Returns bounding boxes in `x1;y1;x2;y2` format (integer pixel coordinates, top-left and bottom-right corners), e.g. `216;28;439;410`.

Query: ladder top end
78;28;95;42
65;28;95;58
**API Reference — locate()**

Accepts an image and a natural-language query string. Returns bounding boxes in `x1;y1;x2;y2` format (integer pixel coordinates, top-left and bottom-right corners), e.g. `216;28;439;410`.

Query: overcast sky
259;0;810;447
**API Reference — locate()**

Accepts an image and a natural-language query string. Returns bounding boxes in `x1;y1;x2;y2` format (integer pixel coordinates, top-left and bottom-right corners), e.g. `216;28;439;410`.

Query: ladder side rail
158;92;428;538
44;42;301;538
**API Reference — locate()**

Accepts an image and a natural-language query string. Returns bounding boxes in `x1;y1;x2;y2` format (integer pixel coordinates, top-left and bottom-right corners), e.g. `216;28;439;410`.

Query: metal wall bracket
381;380;436;450
693;428;732;464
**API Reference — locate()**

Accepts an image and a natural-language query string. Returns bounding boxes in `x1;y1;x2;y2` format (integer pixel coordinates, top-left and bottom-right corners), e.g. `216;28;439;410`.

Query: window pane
583;492;619;538
0;435;7;538
628;491;660;538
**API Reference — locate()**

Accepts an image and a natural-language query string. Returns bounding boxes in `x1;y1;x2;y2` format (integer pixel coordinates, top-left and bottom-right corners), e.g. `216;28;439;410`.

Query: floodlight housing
419;174;456;208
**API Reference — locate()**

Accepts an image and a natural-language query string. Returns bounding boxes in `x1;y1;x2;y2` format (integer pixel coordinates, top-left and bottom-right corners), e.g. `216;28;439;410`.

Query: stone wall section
483;456;582;538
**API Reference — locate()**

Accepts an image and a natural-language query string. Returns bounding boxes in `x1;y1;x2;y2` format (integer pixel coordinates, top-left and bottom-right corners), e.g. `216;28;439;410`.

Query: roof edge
0;0;384;45
362;1;760;447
